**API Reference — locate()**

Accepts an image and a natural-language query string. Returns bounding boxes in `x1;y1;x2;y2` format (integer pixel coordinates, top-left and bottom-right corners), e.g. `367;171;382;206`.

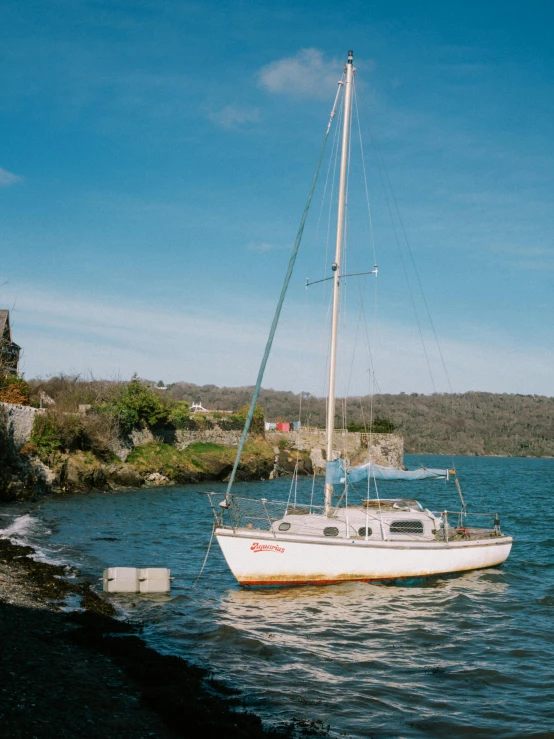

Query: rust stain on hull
238;562;508;588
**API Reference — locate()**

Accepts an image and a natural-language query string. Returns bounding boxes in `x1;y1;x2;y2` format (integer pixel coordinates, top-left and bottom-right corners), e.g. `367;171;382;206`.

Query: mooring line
193;526;215;588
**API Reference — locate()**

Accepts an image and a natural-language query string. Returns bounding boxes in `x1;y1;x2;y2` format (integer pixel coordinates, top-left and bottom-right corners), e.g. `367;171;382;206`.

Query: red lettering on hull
250;542;285;554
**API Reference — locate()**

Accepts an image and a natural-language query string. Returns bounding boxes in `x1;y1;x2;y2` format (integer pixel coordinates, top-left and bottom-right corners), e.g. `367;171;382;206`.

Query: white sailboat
206;50;513;587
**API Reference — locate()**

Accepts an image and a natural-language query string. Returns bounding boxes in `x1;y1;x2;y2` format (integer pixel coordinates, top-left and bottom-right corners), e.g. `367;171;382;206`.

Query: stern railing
441;510;502;540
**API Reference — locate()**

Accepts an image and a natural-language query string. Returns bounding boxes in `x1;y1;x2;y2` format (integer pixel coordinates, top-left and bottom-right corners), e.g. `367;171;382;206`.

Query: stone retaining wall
175;427;242;450
0;402;44;449
266;429;403;468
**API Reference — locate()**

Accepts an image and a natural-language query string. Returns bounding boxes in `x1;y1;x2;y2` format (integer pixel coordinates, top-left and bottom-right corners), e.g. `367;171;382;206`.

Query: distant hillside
168;383;554;457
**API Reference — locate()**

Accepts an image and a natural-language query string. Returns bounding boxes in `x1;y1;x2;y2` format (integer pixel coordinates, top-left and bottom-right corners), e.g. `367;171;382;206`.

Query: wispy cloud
246;242;282;253
258;48;341;100
490;244;553;257
208;104;260;129
4;282;554;396
1;283;316;386
0;167;23;186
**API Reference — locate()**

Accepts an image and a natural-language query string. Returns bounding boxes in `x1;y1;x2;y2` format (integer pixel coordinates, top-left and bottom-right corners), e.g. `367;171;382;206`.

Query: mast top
348;50;354;64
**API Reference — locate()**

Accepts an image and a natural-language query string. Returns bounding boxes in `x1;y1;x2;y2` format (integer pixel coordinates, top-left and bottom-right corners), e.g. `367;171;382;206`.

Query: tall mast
324;50;354;516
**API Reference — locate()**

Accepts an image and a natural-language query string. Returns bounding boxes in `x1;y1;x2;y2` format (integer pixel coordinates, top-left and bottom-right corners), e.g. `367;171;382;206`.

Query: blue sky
1;0;553;396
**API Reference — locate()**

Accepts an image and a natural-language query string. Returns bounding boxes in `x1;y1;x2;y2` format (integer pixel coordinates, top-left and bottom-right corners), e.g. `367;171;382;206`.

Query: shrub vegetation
0;375;31;405
101;375;172;433
25;375;269;466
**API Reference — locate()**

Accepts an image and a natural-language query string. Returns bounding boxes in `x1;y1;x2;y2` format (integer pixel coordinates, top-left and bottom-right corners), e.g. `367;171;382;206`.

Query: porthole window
323;526;339;537
390;520;424;534
278;522;291;531
358;527;372;537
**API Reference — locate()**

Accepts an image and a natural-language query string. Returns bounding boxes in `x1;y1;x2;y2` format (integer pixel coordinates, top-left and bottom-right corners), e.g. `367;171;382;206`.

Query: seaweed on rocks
0;533;299;738
67;616;282;738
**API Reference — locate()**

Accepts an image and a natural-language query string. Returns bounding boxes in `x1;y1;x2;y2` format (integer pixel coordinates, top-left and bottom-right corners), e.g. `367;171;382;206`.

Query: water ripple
5;454;554;738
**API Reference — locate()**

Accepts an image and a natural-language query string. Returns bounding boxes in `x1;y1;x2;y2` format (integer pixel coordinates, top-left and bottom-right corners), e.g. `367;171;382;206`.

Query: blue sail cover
325;459;450;485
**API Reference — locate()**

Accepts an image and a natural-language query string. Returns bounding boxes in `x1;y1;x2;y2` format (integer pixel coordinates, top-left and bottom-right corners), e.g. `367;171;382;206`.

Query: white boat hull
215;529;513;586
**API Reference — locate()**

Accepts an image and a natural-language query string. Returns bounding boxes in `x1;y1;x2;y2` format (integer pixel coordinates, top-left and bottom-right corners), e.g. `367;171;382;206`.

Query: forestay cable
225;83;343;496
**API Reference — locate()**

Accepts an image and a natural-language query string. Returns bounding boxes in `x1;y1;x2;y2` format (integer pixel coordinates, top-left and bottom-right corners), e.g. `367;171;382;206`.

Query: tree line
168;382;554;457
4;373;554;457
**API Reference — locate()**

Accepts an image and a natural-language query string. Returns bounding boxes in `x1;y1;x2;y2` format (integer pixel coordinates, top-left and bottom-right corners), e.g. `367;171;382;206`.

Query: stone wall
0;402;404;467
105;425;246;462
0;402;44;449
175;427;242;450
266;429;404;469
359;432;404;467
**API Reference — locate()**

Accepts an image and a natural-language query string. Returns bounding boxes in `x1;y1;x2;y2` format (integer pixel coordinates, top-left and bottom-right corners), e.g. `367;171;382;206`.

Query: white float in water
102;567;171;593
138;568;172;593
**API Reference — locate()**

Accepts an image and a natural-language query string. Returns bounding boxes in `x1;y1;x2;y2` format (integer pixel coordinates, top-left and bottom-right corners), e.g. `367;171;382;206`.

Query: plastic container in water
138;568;171;593
102;567;171;593
102;567;140;593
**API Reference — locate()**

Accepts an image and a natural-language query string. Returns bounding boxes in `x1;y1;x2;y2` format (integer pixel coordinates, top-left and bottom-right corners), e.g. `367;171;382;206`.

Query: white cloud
208;104;260;129
0;167;23;186
258;48;341;100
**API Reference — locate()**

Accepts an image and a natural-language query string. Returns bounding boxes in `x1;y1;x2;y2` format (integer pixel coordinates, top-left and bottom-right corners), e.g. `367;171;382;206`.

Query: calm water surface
2;455;553;738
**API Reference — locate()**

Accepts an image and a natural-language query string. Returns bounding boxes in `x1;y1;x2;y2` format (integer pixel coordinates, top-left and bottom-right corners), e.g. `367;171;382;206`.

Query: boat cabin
271;498;442;542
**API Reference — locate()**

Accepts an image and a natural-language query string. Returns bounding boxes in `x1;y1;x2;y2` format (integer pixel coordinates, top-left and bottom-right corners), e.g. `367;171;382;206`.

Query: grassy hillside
169;383;554;457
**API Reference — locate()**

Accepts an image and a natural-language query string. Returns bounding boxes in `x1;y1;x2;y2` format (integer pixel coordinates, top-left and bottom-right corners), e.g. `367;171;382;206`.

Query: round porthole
278;522;291;531
323;526;339;537
358;527;372;537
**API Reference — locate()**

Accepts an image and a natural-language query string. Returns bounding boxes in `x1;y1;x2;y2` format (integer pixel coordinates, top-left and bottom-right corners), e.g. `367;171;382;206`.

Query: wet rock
89;467;109;490
75;583;117;617
172;469;204;484
144;471;174;487
0;456;48;502
277;449;314;476
60;454;111;493
0;476;25;501
196;454;233;480
233;445;275;481
29;456;57;487
60;456;85;488
104;463;144;488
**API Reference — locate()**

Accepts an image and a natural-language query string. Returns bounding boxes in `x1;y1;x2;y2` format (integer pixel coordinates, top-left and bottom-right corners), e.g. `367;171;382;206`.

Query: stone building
0;310;21;375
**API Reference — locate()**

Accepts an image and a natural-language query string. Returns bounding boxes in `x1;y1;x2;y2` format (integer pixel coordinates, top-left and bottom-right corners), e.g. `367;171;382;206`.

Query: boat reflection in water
203;567;513;736
217;567;511;650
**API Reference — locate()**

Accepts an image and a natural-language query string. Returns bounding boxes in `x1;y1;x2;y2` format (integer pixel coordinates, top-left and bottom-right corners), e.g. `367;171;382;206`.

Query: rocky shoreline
0;533;323;738
0;438;280;502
